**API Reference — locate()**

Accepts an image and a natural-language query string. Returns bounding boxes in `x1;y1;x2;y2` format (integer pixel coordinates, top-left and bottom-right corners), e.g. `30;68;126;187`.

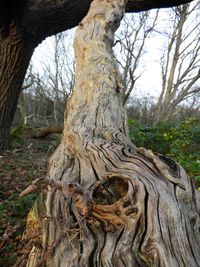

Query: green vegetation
9;124;25;148
0;193;37;266
129;118;200;185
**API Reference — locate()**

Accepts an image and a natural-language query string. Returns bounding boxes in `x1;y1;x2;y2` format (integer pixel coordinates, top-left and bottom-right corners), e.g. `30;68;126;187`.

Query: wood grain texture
20;0;200;266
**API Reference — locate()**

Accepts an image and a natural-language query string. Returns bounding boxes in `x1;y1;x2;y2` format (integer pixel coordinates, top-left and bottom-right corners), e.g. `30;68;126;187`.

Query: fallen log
32;125;63;138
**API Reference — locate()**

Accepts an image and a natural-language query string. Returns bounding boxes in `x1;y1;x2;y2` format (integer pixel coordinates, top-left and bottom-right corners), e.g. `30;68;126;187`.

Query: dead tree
19;0;200;266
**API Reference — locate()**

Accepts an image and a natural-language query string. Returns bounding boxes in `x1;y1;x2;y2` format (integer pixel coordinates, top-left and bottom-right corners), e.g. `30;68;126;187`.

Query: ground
0;128;60;266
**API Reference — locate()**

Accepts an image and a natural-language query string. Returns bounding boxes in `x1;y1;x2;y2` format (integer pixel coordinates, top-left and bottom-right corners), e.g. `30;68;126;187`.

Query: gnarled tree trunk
21;0;200;266
0;24;34;153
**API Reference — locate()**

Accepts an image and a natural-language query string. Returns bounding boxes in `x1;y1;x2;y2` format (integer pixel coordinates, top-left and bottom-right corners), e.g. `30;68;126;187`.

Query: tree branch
126;0;194;12
23;0;194;42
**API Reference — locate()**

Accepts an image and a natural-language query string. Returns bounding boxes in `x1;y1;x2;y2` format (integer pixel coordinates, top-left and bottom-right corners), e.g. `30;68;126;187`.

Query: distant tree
115;11;158;105
154;1;200;123
15;32;75;126
126;94;156;125
37;32;75;123
15;64;54;126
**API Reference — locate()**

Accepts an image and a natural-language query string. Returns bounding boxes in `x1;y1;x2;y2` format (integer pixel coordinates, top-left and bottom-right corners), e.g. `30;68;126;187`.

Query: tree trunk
0;24;34;153
21;0;200;266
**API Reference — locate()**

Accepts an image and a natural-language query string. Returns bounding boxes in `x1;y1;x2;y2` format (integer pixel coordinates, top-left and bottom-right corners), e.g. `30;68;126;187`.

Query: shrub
9;124;24;147
129;118;200;178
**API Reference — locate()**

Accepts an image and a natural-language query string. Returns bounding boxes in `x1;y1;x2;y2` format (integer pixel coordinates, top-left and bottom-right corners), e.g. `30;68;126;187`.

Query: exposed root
21;173;138;232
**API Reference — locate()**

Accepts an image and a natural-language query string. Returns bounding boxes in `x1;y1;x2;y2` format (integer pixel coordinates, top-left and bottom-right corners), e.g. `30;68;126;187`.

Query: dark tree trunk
0;23;34;153
18;0;200;266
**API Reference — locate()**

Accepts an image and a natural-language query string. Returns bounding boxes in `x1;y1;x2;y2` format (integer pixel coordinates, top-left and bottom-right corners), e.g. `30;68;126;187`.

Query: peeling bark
19;0;200;266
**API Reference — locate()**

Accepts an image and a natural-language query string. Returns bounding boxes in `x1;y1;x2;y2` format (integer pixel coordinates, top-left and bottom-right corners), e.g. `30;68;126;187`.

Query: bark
0;23;34;153
19;0;200;266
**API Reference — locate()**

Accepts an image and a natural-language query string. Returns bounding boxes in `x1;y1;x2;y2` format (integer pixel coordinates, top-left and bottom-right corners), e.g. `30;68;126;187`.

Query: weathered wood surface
20;0;200;266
